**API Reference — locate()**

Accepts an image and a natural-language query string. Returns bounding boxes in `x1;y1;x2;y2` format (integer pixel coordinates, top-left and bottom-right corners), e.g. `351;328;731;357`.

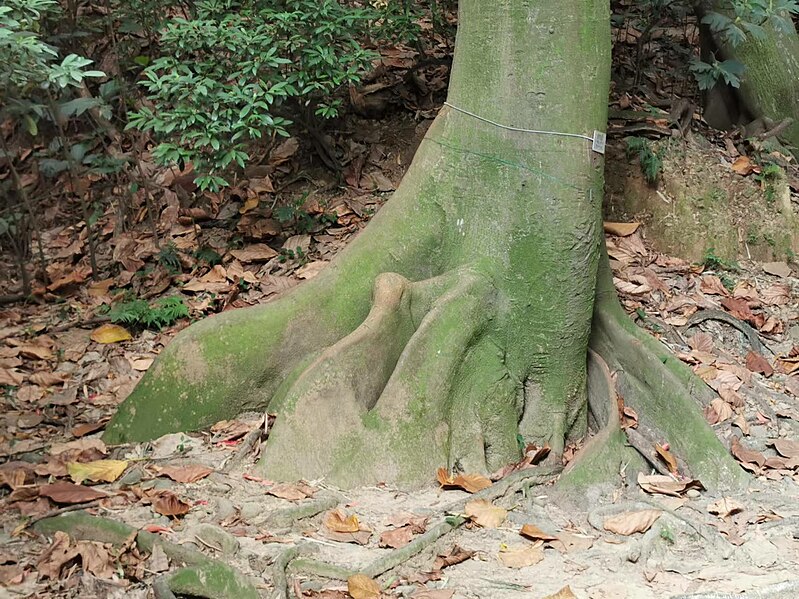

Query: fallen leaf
519;523;558;542
761;283;791;306
543;586;578;599
156;464;214;483
498;542;544;568
604;222;641;236
90;324;132;344
325;509;361;533
745;351;774;377
267;482;316;501
708;497;744;518
347;573;380;599
50;438;107;456
731;155;755;176
67;459;128;484
379;526;414;549
637;473;705;496
656;444;678;473
153;492;191;517
39;482;107;504
551;531;594;553
36;531;78;579
730;436;766;468
432;545;473;570
229;244;278;263
603;509;662;535
770;439;799;459
76;540;115;578
71;420;108;438
464;499;507;528
436;468;492;493
709;398;733;422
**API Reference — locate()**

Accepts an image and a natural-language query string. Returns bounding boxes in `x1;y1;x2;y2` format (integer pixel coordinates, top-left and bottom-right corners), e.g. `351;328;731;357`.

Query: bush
128;0;410;191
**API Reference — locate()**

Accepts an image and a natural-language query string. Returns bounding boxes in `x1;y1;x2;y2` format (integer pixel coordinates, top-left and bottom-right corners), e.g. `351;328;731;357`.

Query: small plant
701;247;739;272
157;242;182;274
691;1;799;90
660;526;675;545
108;296;189;330
127;0;412;191
625;137;665;184
755;162;783;205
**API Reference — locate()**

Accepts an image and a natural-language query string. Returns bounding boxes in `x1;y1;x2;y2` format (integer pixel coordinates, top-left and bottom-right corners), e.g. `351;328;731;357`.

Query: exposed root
252;494;342;530
687;309;771;355
270;544;317;599
286;466;561;583
34;512;258;599
670;580;799;599
587;249;748;492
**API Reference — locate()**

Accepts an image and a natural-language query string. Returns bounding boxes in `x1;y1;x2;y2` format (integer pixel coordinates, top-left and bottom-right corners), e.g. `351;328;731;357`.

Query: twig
670;579;799;598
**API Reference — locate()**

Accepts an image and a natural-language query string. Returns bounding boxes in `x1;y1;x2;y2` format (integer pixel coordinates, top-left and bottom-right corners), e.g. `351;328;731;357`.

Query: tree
104;0;752;491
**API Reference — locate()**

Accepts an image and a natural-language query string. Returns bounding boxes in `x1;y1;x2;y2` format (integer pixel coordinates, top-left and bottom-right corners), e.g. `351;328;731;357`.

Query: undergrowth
107;296;189;330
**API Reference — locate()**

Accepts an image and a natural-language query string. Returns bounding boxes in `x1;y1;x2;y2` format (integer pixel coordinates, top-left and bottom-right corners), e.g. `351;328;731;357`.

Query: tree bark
104;0;745;492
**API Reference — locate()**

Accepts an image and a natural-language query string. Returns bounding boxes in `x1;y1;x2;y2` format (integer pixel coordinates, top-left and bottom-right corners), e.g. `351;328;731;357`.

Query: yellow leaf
90;324;132;344
67;459;129;484
464;499;507;528
543;586;578;599
347;573;380;599
325;509;360;533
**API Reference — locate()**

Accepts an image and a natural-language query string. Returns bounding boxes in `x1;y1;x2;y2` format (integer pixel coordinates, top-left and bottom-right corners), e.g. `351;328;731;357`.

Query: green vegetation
625;137;664;184
107;296;190;330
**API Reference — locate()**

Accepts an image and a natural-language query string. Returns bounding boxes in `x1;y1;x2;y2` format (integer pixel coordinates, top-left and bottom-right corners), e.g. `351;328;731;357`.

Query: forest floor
2;4;799;599
1;124;799;597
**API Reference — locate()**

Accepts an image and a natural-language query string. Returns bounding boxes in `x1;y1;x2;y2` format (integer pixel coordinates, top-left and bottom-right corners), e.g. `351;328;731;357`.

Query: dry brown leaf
432;545;473;570
71;421;108;438
637;473;705;496
708;497;745;518
730;436;766;468
436;468;492;493
379;526;414;549
603;509;662;535
325;509;361;533
50;438;107;456
551;531;594;553
90;323;132;344
688;332;714;353
655;444;679;473
731;155;756;176
761;283;791;306
497;542;544;568
0;368;24;386
267;482;316;501
519;523;558;542
153;492;191;517
37;531;78;579
76;540;115;579
542;586;578;599
700;275;729;296
347;573;380;599
604;222;641;236
39;482;107;504
229;244;278;263
67;459;128;484
464;499;507;528
770;439;799;459
157;464;214;483
745;351;774;377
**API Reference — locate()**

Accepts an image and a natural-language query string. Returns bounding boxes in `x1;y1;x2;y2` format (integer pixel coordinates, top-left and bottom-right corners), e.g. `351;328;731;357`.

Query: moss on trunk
104;0;746;492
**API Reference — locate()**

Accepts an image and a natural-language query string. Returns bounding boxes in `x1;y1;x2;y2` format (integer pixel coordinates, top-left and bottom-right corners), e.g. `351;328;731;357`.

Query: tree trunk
104;0;745;492
701;5;799;149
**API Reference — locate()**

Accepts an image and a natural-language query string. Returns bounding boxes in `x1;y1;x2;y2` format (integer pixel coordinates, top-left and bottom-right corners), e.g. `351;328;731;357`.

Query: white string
443;101;595;143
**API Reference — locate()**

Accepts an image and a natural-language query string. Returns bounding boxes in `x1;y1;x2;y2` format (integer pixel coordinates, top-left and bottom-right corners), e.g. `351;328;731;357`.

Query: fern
109;296;189;330
625;137;664;185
